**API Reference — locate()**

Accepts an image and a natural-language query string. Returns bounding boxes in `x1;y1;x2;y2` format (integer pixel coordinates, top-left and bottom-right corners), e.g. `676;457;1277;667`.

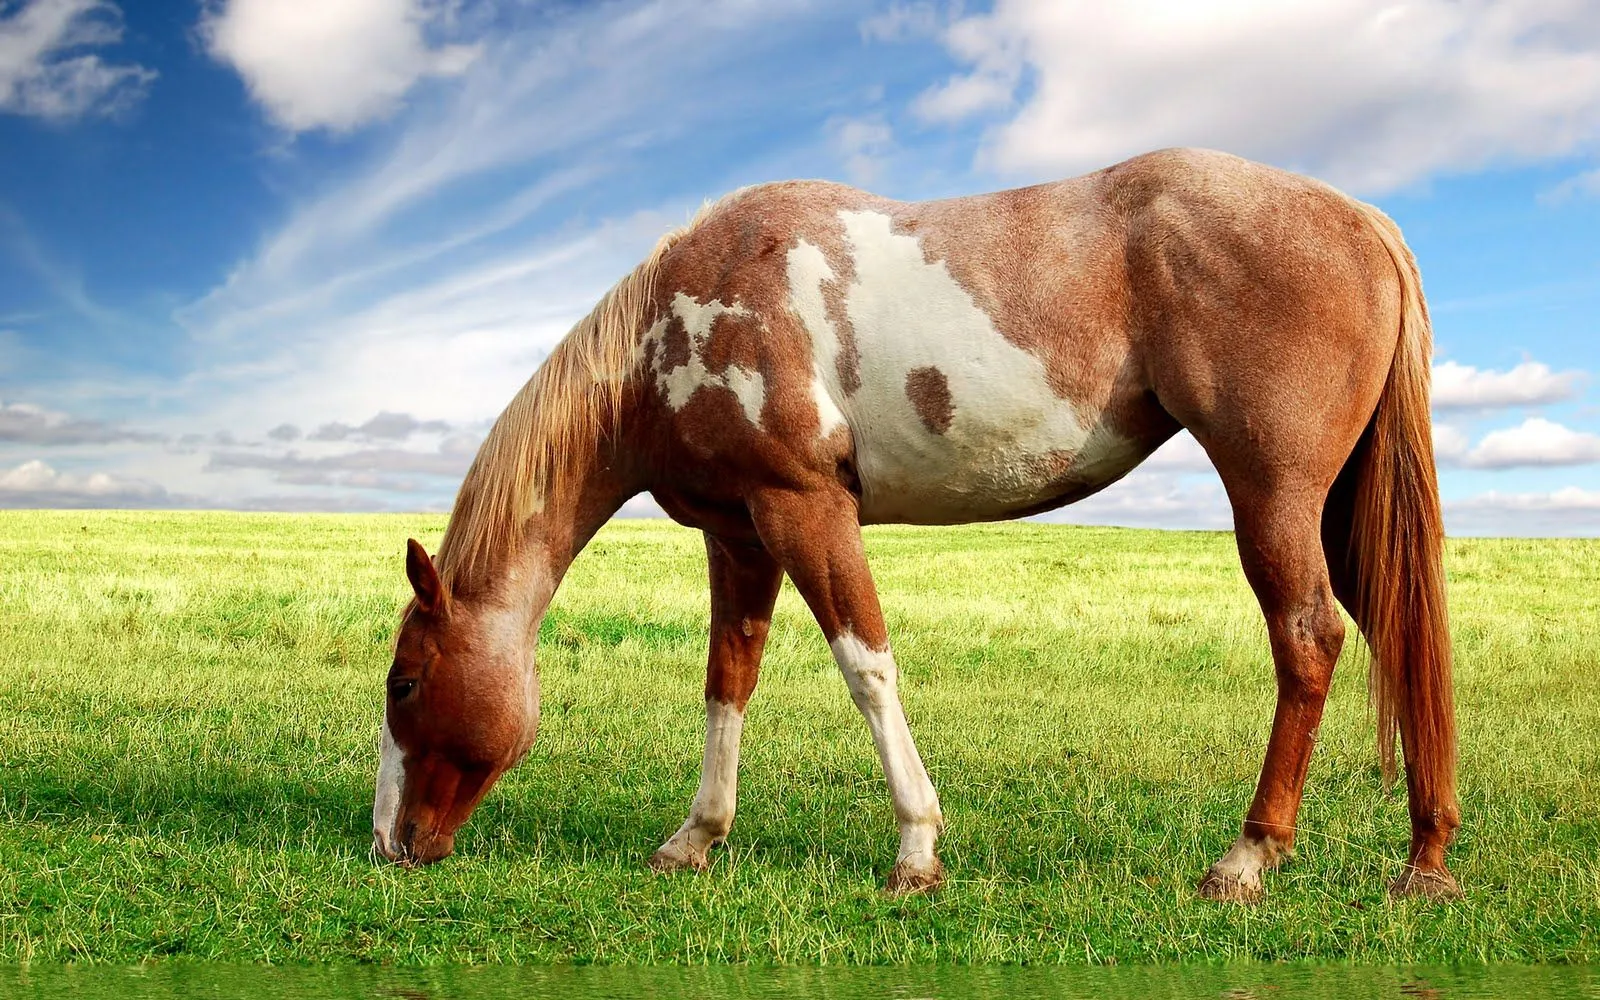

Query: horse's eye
389;678;418;702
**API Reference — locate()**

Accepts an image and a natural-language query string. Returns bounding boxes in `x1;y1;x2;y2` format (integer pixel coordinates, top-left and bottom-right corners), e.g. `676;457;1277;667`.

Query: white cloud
1463;417;1600;469
1141;431;1212;471
181;0;823;350
168;0;835;487
1433;423;1470;464
0;0;153;119
200;0;480;133
0;458;170;507
1446;487;1600;536
913;0;1600;191
1432;360;1585;410
1033;465;1233;530
830;114;895;183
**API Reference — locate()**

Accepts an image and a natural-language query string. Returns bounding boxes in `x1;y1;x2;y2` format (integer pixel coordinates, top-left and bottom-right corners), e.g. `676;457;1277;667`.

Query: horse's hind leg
1197;484;1347;902
650;534;783;873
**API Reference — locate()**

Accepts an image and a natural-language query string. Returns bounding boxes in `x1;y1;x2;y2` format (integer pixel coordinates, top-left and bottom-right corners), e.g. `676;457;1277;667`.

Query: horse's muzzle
373;825;454;866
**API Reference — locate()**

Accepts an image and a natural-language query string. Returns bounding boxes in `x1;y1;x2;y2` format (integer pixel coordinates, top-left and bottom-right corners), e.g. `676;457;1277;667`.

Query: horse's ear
406;538;446;614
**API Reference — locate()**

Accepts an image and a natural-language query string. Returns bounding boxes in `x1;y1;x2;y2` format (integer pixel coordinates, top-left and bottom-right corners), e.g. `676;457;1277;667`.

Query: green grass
0;511;1596;964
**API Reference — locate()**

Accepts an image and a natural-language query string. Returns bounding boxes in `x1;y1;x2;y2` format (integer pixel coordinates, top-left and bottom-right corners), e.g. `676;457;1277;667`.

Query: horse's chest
788;209;1140;524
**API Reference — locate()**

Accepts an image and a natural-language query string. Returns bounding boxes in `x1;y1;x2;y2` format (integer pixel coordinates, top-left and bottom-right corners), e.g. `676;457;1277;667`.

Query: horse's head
372;539;540;865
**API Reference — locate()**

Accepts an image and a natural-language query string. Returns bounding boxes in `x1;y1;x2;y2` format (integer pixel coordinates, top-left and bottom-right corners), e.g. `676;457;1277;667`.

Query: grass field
0;511;1596;965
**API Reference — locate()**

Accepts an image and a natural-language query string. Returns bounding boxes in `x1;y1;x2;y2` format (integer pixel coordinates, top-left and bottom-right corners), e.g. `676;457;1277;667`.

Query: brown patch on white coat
904;366;953;435
374;148;1459;902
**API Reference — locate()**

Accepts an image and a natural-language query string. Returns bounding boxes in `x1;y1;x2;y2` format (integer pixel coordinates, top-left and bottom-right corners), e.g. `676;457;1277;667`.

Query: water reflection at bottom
3;964;1595;999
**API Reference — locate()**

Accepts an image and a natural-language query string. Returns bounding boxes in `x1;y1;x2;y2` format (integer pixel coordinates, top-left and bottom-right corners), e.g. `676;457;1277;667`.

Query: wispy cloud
830;114;896;184
0;204;124;330
0;399;161;444
183;0;828;348
154;0;884;516
308;410;452;442
0;0;155;119
204;438;475;488
1540;166;1600;204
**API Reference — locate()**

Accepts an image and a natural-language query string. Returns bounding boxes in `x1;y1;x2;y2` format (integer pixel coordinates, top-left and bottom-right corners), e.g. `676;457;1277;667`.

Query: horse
371;147;1460;901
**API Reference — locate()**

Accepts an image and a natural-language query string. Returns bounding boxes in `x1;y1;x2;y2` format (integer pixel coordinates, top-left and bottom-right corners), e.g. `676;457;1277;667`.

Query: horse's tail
1324;202;1458;824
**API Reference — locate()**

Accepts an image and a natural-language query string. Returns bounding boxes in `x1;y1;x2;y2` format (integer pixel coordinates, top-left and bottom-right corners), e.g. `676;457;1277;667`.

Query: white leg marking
657;700;746;865
829;632;943;871
1203;834;1289;898
373;714;404;857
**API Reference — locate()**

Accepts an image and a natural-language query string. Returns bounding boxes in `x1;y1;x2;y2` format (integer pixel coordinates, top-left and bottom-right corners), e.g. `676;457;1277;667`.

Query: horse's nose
373;826;401;863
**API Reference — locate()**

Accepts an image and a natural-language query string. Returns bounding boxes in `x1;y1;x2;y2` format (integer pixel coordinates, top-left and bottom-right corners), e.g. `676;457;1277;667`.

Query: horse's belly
853;408;1147;525
787;206;1145;525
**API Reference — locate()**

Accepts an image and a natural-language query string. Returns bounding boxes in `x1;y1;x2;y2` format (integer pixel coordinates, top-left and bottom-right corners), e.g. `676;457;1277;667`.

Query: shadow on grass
4;755;917;882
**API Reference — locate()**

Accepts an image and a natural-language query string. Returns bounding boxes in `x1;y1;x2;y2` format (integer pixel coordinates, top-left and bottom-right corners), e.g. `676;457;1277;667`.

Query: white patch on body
660;699;746;857
812;376;846;437
641;291;765;427
829;631;942;872
788;240;850;439
373;715;404;856
787;210;1143;523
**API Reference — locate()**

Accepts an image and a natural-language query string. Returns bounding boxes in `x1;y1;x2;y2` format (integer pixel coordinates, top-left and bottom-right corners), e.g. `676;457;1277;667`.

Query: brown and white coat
374;148;1461;901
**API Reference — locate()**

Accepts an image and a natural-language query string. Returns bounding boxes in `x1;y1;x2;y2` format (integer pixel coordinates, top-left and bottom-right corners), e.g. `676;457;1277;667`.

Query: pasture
0;511;1596;964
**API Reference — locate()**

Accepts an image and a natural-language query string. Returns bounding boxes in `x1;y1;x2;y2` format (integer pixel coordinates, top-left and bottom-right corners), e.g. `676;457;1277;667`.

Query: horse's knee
831;633;899;710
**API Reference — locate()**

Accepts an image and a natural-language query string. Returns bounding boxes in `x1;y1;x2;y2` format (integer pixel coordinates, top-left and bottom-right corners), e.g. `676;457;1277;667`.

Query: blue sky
2;0;1599;534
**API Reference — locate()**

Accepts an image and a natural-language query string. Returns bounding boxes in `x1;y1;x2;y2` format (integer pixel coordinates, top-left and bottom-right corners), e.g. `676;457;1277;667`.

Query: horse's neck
471;454;635;621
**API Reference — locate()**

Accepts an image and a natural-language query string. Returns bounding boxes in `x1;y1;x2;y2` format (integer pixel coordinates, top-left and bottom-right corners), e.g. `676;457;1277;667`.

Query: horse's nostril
373;828;396;862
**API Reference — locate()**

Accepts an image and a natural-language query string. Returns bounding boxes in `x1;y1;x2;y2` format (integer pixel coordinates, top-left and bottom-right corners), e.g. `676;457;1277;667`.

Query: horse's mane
434;203;721;591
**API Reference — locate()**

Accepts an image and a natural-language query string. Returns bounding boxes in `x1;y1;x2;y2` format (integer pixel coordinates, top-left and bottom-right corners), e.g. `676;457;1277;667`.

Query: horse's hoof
648;840;709;874
1197;865;1264;903
885;857;944;895
1390;864;1461;900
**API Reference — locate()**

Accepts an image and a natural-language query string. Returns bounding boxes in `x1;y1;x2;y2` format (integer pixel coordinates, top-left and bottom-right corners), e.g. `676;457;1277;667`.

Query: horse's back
647;151;1401;524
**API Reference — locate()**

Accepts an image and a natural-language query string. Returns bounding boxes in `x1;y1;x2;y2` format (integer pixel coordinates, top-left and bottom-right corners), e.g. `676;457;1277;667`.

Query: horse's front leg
748;487;945;894
650;534;782;873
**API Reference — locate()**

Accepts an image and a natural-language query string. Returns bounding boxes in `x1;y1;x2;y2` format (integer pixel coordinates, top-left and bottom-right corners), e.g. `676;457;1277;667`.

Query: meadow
0;511;1596;965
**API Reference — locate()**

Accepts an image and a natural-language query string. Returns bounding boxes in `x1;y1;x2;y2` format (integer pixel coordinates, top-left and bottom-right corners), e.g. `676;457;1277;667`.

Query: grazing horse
373;147;1459;901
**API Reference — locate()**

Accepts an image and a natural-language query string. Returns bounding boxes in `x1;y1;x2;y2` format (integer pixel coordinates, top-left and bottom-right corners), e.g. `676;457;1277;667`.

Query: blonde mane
434;204;719;591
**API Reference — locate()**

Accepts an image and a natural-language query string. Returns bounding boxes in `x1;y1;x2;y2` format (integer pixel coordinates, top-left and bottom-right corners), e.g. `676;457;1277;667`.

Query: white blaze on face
373;714;404;855
787;210;1141;523
641;291;765;427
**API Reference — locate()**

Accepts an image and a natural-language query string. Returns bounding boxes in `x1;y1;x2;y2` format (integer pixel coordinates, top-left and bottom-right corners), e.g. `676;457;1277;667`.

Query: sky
1;0;1599;535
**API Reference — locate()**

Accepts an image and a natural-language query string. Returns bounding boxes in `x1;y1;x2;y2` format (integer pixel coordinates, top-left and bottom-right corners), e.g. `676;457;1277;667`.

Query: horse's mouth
372;828;453;867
